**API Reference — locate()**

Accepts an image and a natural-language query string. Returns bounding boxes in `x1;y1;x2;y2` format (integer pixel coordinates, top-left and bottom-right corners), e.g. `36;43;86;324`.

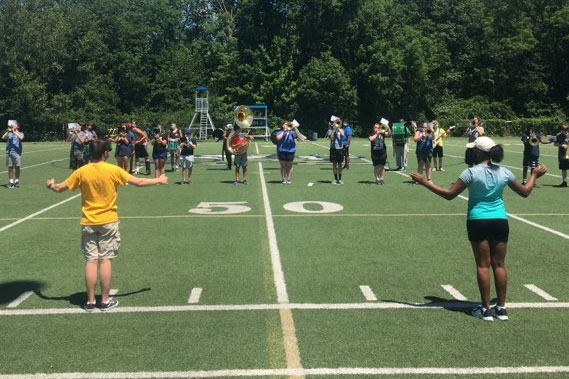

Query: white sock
9;179;14;184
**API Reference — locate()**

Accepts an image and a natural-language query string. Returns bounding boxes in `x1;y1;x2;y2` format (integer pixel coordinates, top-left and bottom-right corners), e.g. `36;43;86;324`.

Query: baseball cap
185;128;192;135
466;136;497;151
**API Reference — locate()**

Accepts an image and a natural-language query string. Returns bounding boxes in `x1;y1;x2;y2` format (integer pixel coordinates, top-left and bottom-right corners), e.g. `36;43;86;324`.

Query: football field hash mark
524;284;558;301
441;285;468;301
187;288;203;304
359;286;378;302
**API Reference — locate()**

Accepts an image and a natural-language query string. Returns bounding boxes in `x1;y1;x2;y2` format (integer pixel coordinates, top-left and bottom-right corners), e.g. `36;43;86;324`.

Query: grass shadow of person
381;295;480;317
0;280;46;305
35;288;151;307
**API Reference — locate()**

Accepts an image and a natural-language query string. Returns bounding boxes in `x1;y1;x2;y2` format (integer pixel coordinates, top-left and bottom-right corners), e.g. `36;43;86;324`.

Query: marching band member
232;124;253;185
114;124;132;172
554;124;569;187
2;120;24;188
151;124;168;178
275;121;296;184
413;121;433;182
391;119;413;171
410;136;546;321
179;128;197;185
129;120;151;175
368;122;391;185
68;124;86;170
465;115;484;167
82;122;97;163
521;125;550;184
222;124;233;170
329;119;345;185
432;120;448;171
342;119;353;170
168;123;182;172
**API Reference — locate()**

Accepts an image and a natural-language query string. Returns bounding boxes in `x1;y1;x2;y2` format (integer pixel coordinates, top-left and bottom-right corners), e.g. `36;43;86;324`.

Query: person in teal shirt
410;136;547;322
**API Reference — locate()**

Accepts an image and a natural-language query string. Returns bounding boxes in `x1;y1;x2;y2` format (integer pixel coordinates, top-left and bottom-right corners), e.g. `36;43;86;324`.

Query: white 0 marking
283;201;343;214
189;202;251;215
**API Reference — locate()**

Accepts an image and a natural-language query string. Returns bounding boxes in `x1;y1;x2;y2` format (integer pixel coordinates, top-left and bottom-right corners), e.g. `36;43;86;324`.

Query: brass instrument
227;105;253;155
379;124;388;133
528;132;539;147
106;128;118;139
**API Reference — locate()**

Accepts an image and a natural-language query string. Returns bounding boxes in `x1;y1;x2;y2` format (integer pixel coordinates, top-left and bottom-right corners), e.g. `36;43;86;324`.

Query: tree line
0;0;568;140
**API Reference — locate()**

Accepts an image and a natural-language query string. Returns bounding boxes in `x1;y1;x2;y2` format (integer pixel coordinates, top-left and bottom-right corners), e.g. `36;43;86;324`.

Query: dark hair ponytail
489;144;504;163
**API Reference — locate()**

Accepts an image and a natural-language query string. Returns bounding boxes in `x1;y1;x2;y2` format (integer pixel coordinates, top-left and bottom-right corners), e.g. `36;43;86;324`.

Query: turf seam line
0;193;81;233
2;365;569;377
524;284;558;301
258;161;304;375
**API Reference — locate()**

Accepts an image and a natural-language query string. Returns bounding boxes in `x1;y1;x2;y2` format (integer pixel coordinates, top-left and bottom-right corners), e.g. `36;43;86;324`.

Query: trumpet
528;132;539;146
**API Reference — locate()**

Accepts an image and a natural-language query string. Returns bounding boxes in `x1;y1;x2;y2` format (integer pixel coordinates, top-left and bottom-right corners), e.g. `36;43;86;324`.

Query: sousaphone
227;105;253;155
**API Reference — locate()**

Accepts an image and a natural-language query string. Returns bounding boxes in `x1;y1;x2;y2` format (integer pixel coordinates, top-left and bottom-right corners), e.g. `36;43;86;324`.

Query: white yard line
2;366;569;378
3;301;569;316
0;194;81;233
254;142;260;154
6;291;33;308
440;285;468;301
187;288;203;304
524;284;558;301
359;286;378;302
0;158;67;175
258;161;303;375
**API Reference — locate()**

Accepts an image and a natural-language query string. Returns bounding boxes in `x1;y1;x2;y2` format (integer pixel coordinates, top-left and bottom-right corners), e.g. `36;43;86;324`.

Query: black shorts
330;149;344;163
371;149;387;166
433;145;443;158
559;160;569;170
522;153;538;168
466;219;509;243
465;148;475;166
135;144;148;158
416;152;432;164
277;151;295;162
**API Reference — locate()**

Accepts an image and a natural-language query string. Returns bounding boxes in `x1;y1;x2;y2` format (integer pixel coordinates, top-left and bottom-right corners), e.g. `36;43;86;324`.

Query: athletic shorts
416;152;432;164
277;151;295;162
559;160;569;170
329;149;344;163
153;152;168;161
135;144;148;158
433;145;443;158
234;154;248;168
180;155;194;168
522;153;538;168
371;149;387;166
81;222;120;261
466;219;509;243
5;152;21;167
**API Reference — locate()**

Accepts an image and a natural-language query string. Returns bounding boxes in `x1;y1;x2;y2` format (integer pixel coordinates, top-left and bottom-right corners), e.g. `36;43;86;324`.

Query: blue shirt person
2;121;24;188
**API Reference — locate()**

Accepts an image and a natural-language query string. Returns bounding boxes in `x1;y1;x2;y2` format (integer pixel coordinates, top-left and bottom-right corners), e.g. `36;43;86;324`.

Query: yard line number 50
189;201;343;215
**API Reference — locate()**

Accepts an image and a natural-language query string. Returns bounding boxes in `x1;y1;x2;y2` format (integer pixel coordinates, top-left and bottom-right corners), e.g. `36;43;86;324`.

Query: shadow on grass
36;288;151;306
541;184;566;188
0;280;46;305
358;180;377;184
381;295;483;317
317;180;334;184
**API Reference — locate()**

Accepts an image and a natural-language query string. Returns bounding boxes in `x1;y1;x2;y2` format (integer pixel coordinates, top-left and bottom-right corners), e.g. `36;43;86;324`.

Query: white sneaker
472;306;493;321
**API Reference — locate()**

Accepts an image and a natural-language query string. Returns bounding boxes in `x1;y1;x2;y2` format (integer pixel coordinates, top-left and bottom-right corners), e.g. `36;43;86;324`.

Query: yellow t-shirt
64;162;131;225
434;128;447;147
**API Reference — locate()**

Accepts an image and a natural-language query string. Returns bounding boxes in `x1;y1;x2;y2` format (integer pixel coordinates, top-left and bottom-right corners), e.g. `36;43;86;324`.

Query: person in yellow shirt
46;140;167;311
432;120;448;171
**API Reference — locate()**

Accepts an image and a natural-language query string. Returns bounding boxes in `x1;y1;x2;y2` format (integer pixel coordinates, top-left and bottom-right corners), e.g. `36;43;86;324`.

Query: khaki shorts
6;153;21;167
81;222;120;261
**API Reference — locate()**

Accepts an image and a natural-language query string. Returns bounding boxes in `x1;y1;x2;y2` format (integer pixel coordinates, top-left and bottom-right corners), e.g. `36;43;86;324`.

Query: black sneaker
8;183;14;189
559;182;568;188
83;302;96;312
471;305;493;321
98;298;119;311
14;181;19;188
491;306;509;321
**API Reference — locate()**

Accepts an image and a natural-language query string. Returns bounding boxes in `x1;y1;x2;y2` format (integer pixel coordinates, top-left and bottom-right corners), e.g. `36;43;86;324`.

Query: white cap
380;118;389;126
330;115;339;122
226;124;233;129
466;136;497;151
8;120;17;127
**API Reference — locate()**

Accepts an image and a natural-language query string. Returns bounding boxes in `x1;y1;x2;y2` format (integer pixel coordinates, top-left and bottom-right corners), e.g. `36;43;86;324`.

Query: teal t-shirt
458;164;515;220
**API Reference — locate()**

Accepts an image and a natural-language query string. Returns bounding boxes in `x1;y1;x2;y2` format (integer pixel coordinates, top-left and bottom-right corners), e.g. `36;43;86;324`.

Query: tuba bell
528;132;539;146
226;105;253;155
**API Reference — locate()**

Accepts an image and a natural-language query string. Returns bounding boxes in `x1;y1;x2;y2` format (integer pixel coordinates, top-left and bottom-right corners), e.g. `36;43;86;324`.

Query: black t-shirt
180;136;197;156
152;133;168;155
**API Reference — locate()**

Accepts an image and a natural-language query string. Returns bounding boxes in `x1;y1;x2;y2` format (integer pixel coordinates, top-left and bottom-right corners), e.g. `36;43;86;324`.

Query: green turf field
1;137;569;378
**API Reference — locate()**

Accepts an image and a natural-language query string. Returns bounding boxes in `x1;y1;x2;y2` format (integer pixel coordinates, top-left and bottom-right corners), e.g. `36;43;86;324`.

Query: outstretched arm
46;179;68;193
508;165;547;198
409;173;466;200
128;174;168;187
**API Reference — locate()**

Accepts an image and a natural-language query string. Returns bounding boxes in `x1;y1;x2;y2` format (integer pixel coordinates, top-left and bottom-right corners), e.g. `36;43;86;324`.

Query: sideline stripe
258;162;303;375
359;286;378;302
441;285;468;301
0;194;81;233
187;288;203;304
0;158;67;175
3;301;569;317
2;366;569;378
6;291;33;308
524;284;558;301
